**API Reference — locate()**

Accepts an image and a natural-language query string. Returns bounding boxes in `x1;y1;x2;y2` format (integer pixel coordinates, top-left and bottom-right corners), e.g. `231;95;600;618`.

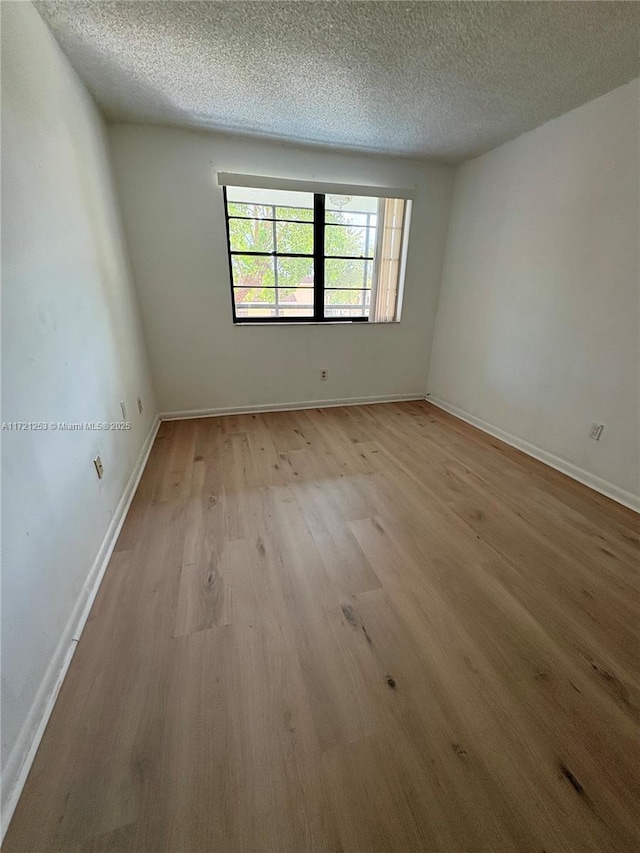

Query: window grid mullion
271;204;280;317
229;251;314;258
313;194;325;322
228;215;313;225
362;211;371;295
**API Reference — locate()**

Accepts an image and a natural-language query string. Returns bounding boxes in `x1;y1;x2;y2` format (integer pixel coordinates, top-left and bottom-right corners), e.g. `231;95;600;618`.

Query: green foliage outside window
228;202;374;306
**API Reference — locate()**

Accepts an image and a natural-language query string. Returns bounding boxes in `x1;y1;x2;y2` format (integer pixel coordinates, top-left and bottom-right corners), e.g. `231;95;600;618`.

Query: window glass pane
324;288;370;319
229;218;273;253
226;185;313;212
231;255;275;289
325;194;378;224
227;201;273;220
276;257;314;290
275;222;314;255
234;305;315;320
234;288;313;319
235;306;278;319
275;301;315;319
234;286;276;306
227;201;313;222
323;307;368;319
275;206;313;222
325;258;372;290
234;289;315;318
325;224;375;259
234;286;277;319
326;211;376;227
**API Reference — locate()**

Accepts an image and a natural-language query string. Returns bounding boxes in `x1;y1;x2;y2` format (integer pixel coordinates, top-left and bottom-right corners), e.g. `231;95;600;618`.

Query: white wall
108;125;454;414
1;3;157;826
428;79;640;508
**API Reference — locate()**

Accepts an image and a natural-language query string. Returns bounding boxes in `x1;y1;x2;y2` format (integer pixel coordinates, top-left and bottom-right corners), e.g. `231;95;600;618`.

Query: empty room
2;1;639;850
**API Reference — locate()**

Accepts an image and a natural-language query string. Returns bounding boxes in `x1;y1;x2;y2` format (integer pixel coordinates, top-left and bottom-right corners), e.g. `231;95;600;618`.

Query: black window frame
223;186;374;324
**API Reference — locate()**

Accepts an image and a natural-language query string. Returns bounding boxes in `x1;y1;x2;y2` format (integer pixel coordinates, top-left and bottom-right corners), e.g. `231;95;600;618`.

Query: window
221;180;411;323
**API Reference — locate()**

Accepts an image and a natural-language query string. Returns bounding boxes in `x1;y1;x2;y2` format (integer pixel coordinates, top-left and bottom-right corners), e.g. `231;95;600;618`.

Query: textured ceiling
35;1;640;163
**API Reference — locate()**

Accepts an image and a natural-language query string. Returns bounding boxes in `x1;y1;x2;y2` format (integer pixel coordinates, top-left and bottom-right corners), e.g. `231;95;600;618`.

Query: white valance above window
216;171;415;201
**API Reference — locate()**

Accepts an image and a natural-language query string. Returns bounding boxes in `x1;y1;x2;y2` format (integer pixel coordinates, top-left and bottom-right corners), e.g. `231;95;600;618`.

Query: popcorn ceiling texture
35;1;640;163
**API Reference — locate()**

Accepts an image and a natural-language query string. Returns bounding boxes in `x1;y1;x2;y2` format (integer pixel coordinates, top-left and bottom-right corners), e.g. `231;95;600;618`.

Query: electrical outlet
589;423;604;441
137;396;143;414
120;400;127;420
93;455;104;479
321;369;328;380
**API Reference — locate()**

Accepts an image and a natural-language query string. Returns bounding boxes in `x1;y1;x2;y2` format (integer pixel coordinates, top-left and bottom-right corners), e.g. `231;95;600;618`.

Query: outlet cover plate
589;423;604;441
94;455;104;479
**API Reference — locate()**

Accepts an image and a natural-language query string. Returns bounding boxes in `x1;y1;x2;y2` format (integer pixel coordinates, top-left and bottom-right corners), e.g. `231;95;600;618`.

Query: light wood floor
5;402;640;852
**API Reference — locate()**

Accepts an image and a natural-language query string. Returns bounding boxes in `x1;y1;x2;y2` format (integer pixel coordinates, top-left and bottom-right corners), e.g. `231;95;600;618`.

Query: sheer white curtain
370;197;406;322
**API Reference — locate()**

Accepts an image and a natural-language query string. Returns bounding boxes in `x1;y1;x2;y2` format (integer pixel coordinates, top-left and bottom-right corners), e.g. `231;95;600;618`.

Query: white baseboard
1;415;160;842
160;393;424;421
427;396;640;514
